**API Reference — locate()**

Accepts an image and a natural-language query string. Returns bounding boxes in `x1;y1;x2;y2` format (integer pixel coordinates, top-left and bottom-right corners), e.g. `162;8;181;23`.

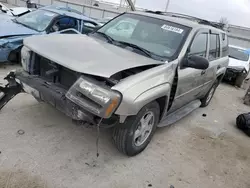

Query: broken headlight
21;46;31;72
66;77;122;118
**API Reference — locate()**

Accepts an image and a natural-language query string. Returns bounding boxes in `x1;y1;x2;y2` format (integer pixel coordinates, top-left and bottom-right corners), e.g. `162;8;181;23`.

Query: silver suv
0;11;229;156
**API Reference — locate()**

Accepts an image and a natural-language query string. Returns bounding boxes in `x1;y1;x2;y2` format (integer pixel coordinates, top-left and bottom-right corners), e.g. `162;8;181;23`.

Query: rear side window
208;34;220;61
189;33;208;57
222;33;229;57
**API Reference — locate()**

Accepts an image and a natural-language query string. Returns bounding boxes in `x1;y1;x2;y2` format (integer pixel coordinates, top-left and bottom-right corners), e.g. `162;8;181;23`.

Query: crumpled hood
0;19;38;38
24;34;164;78
228;57;250;72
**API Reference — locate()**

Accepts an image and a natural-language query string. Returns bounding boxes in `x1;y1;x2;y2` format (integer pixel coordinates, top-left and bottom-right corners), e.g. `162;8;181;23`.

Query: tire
200;80;219;107
235;73;247;88
112;101;160;156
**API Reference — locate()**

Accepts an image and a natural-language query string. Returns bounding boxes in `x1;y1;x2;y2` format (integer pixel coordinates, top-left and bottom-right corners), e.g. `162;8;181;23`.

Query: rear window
229;47;249;61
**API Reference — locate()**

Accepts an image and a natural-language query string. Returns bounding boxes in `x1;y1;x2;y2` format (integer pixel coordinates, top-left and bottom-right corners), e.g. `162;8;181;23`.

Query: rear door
202;30;226;93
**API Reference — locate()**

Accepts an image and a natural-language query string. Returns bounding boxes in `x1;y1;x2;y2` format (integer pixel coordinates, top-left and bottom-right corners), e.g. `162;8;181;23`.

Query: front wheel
200;80;219;107
112;101;160;156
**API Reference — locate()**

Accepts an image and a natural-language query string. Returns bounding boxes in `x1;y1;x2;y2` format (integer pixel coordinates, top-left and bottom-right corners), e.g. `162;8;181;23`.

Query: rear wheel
112;101;160;156
200;80;219;107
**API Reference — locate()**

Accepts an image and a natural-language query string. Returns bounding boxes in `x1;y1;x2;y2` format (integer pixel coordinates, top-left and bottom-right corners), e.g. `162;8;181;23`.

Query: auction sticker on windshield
161;25;183;34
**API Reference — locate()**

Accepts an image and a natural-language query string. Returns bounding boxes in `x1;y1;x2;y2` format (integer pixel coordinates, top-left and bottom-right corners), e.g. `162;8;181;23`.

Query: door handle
201;70;206;75
217;65;221;70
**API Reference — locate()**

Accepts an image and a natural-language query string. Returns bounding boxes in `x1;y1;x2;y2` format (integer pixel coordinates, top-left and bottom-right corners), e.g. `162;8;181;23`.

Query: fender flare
115;83;171;120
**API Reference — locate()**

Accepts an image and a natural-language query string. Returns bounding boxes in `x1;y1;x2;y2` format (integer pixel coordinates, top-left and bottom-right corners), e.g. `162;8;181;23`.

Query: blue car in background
0;5;99;63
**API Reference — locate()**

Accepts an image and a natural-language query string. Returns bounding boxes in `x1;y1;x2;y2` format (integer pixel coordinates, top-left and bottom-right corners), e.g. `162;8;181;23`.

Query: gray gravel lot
0;64;250;188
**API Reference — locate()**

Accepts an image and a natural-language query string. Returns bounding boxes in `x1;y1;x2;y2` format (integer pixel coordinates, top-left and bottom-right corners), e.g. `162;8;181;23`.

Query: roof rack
144;10;224;30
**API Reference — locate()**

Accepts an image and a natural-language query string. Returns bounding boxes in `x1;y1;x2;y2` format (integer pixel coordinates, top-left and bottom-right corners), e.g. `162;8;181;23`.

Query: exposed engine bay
28;53;159;88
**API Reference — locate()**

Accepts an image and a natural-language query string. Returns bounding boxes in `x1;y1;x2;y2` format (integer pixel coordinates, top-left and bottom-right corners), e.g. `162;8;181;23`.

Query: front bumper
0;71;119;127
17;71;98;122
224;67;247;81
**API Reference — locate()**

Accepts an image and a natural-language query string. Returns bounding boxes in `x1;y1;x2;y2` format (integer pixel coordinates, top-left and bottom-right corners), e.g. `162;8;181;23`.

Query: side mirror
183;55;209;70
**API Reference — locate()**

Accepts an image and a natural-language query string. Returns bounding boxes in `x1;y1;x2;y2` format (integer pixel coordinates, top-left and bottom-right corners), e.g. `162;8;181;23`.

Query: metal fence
2;0;122;19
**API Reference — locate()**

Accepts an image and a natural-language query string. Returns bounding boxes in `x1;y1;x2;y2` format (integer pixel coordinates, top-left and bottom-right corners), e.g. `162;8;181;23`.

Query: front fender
0;48;12;62
113;61;178;116
115;83;171;116
0;37;25;62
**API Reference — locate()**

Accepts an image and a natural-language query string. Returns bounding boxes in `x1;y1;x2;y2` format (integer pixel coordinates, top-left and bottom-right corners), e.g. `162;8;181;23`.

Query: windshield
229;46;249;61
97;13;190;60
16;10;58;32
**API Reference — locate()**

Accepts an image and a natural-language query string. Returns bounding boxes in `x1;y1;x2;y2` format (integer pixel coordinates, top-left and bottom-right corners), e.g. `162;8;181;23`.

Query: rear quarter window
221;33;229;57
208;33;220;61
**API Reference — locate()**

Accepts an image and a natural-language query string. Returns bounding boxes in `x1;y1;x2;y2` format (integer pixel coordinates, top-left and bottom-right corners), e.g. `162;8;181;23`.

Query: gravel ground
0;64;250;188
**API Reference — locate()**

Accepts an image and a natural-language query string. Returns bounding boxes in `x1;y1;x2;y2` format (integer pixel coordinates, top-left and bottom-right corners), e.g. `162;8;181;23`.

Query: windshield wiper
115;41;158;59
95;31;114;44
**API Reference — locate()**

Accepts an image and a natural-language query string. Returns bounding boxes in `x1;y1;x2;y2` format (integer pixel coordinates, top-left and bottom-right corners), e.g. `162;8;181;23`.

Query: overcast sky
104;0;250;27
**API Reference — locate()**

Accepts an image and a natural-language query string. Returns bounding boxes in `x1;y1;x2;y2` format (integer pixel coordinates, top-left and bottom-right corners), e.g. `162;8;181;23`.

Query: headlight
21;46;31;72
66;77;122;118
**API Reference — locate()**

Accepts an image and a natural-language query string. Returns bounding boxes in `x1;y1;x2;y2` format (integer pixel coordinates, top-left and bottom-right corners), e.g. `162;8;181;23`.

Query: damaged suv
0;12;229;156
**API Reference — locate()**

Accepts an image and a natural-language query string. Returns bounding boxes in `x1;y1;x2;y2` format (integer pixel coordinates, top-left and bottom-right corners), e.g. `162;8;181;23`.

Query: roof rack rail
144;10;224;30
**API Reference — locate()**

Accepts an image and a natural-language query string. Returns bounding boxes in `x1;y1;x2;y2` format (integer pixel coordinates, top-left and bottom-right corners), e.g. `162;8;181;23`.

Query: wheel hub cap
134;111;155;147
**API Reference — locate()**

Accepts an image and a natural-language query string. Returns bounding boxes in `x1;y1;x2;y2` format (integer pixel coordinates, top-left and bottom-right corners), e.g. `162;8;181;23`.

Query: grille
35;54;79;89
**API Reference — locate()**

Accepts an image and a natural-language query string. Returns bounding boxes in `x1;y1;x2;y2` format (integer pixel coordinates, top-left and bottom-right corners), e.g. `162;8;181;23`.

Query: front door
169;30;209;113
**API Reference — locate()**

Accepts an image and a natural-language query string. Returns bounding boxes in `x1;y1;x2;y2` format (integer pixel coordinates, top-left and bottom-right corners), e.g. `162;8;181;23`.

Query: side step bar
0;72;23;110
157;100;201;127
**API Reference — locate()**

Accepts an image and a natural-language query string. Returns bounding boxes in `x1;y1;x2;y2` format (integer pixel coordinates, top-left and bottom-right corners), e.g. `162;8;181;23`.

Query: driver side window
189;33;208;57
50;17;78;33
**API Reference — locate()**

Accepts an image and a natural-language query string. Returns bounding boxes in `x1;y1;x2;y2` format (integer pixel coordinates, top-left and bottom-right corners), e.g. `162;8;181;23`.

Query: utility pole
126;0;136;11
165;0;170;12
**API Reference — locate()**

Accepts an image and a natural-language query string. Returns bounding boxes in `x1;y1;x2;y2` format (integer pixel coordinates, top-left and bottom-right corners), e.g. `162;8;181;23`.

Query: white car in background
0;2;31;17
224;45;250;86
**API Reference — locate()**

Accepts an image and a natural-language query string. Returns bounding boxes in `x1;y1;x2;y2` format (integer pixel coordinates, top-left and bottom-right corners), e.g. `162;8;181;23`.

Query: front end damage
223;66;248;83
0;37;24;63
0;70;122;127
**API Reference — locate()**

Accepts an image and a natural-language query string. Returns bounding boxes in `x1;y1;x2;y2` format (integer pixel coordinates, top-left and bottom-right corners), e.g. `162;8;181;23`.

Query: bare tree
219;17;229;30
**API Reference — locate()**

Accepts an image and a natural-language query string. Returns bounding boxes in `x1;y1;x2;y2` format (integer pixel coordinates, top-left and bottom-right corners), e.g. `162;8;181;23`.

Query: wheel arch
217;73;224;83
115;83;171;121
